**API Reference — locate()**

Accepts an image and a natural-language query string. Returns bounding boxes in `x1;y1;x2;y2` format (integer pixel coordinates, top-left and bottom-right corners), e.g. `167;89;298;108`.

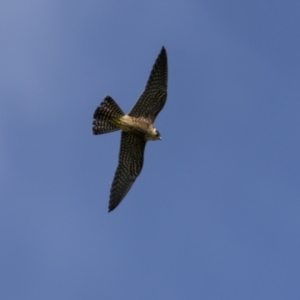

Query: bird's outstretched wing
129;46;168;122
109;132;146;212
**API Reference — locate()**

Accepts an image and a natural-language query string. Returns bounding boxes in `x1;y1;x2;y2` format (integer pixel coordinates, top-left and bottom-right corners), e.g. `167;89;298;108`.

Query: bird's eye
156;130;160;136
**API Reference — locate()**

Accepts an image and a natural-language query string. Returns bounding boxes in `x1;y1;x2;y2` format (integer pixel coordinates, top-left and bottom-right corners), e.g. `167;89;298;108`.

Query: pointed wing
129;47;168;122
108;132;146;212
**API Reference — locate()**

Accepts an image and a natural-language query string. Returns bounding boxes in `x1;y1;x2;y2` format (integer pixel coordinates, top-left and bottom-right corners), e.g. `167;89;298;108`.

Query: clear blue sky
1;1;300;299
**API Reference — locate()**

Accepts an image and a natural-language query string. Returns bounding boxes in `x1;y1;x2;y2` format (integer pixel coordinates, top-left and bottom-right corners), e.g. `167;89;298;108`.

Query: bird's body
92;47;168;212
113;115;160;141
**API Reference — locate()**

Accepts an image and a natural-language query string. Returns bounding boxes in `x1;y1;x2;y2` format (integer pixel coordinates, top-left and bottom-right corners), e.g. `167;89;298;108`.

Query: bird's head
147;128;162;141
154;129;162;140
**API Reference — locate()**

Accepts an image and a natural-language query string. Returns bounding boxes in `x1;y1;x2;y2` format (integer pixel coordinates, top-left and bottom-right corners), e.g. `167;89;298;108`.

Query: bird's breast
119;115;152;137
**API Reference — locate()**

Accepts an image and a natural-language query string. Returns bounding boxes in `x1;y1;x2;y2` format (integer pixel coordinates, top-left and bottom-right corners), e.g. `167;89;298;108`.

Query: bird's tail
92;96;125;135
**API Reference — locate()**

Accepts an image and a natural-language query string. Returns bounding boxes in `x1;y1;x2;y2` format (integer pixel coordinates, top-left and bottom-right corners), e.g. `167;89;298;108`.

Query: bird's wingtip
108;203;116;213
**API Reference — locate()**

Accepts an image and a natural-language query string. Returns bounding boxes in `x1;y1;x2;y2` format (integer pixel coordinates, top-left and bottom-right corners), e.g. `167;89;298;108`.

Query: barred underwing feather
108;132;146;212
129;47;168;122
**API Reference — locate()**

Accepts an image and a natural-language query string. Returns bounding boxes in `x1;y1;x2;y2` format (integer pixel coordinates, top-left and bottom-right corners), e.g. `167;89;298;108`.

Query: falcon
92;47;168;212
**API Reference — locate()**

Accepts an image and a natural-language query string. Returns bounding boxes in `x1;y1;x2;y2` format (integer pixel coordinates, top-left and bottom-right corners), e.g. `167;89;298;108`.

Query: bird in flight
92;47;168;212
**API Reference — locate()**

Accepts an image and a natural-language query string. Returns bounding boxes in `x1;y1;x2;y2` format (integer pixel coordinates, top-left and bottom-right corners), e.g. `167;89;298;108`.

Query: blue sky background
1;1;300;299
